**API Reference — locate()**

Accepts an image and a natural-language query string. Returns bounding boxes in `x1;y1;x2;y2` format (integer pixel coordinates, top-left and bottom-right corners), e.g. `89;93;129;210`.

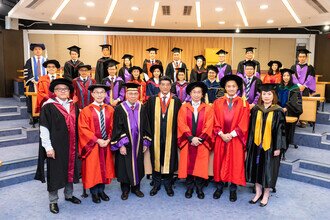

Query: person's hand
191;137;202;146
282;108;287;113
143;146;148;153
274;150;281;157
249;103;255;109
97;139;108;147
220;133;232;143
120;146;127;155
299;85;306;92
46;149;55;159
112;99;119;106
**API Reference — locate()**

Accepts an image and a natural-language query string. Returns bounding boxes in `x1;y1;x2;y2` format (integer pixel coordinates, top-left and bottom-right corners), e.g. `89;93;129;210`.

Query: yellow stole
154;97;175;173
254;108;274;151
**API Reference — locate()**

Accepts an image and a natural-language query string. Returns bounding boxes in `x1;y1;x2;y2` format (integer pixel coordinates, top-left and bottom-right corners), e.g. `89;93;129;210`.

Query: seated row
36;75;291;214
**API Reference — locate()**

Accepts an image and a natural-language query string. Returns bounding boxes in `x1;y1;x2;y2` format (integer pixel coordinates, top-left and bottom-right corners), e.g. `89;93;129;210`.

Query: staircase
0;98;39;188
279;109;330;189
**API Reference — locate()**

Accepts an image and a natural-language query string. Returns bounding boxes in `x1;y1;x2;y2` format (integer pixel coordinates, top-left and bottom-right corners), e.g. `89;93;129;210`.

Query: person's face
218;54;225;62
54;84;70;100
107;66;117;76
245;66;255;77
124;58;131;66
196;59;203;67
262;91;274;104
149;51;156;60
177;72;185;81
225;80;238;96
173;52;180;61
102;48;110;57
245;51;254;60
153;69;161;78
271;63;278;72
126;90;139;103
47;64;57;75
70;51;79;60
298;53;307;63
208;70;216;81
159;80;171;94
79;68;89;78
190;87;203;102
33;47;43;56
283;72;291;84
132;69;140;79
92;88;106;104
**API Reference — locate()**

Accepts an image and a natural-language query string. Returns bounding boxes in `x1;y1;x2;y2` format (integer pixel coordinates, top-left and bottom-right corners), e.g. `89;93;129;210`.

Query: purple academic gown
102;77;125;105
216;64;232;81
292;64;316;94
237;75;261;104
172;82;191;102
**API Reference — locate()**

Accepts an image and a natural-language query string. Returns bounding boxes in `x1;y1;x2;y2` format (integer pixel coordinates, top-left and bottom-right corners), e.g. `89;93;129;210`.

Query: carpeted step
0;165;37;188
0;128;39;148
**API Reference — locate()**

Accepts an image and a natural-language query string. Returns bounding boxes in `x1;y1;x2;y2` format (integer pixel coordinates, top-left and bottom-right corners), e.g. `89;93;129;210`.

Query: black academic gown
63;60;84;81
165;61;187;82
144;95;181;174
237;60;261;75
245;105;286;188
143;59;163;74
111;103;152;186
95;57;111;83
189;67;207;82
34;100;80;192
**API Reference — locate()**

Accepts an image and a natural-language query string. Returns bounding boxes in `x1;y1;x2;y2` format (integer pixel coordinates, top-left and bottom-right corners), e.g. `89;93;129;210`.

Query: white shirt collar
192;100;201;107
55;97;69;105
154;78;159;84
126;101;136;108
160;92;170;99
48;73;56;79
226;94;237;99
80;76;88;81
108;75;116;80
93;101;104;106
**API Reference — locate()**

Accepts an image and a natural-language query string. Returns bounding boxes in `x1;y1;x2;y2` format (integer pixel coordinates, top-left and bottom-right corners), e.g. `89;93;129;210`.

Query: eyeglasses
93;91;106;95
55;88;69;92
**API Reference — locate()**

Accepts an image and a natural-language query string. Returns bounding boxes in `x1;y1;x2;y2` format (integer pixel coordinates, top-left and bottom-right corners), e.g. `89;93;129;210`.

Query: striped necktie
99;105;107;140
246;78;252;97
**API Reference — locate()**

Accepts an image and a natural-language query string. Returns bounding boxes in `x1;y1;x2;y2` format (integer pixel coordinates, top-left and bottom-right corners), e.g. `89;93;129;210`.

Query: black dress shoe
229;191;237;202
121;192;129;200
213;189;223;199
185;189;193;199
260;202;268;207
49;203;59;214
150;187;160;196
65;196;81;204
98;191;110;201
92;194;101;203
249;195;262;204
196;189;205;199
132;190;144;198
166;187;174;197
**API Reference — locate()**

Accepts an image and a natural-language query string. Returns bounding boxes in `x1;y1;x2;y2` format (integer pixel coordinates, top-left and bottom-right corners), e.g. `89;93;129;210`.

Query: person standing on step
177;82;214;200
236;47;261;78
95;44;112;83
215;49;232;81
145;76;181;197
128;66;147;103
72;64;96;110
78;84;115;204
263;60;282;84
146;64;163;100
165;47;187;82
189;55;207;83
63;45;84;81
35;78;81;214
213;75;250;202
203;65;224;104
143;47;163;81
118;54;133;83
246;84;286;207
171;68;191;103
36;60;61;113
111;82;152;200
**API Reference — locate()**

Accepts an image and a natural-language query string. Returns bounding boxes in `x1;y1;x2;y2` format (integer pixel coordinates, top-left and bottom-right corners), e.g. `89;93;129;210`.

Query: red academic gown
213;96;250;186
130;79;147;103
36;75;58;113
263;72;282;84
177;102;214;180
72;77;96;109
78;103;115;189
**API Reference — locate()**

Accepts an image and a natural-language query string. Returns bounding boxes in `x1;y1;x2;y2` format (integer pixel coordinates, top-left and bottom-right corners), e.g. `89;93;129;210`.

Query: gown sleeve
110;106;129;151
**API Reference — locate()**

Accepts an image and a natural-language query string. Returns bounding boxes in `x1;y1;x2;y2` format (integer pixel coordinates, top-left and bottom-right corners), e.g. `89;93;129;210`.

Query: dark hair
152;69;163;78
122;59;132;68
257;90;278;105
267;65;280;75
280;70;294;87
176;69;187;81
159;76;171;84
193;60;205;71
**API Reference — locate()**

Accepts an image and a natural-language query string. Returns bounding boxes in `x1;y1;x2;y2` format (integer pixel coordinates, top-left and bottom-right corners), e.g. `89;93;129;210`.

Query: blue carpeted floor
0;177;330;219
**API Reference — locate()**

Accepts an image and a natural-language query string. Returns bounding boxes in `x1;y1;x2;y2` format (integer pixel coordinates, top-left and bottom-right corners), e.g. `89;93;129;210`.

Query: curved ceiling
7;0;330;30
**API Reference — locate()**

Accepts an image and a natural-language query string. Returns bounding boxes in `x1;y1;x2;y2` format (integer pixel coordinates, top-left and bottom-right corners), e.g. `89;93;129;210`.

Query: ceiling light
127;19;134;23
215;7;223;12
236;27;240;33
131;6;139;11
218;21;225;24
151;1;160;26
267;19;274;24
79;16;86;21
281;0;301;24
104;0;118;24
324;25;330;31
196;1;201;28
85;1;95;7
260;4;268;10
236;1;249;27
51;0;71;21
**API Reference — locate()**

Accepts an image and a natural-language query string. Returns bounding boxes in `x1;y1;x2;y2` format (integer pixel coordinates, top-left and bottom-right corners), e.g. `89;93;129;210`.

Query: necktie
151;60;154;65
228;98;233;110
131;105;135;111
175;62;178;67
246;78;252;97
99;105;107;140
51;75;55;81
37;58;41;79
162;96;166;106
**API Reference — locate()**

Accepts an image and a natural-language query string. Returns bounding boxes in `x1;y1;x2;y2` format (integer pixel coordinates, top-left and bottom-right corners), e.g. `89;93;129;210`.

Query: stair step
0;157;38;172
0;128;39;148
294;132;330;151
293;168;330;183
299;160;330;174
0;106;18;113
0;127;22;137
0;165;36;188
